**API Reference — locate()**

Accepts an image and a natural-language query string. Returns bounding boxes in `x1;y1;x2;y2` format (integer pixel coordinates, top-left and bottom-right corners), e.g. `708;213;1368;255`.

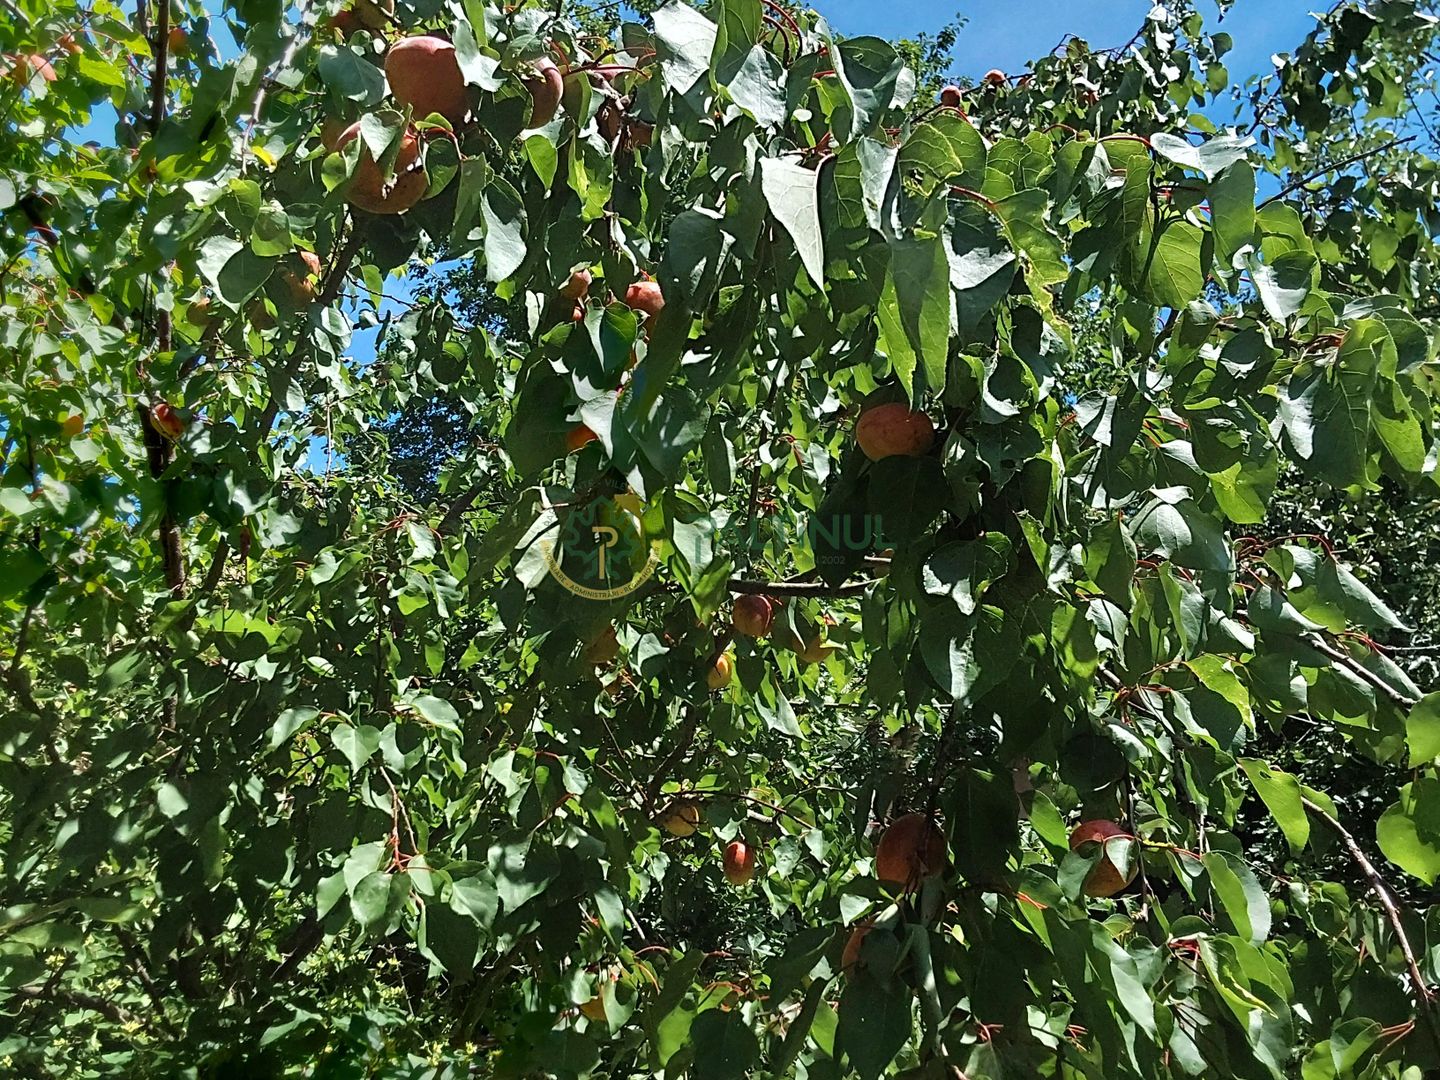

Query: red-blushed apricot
940;85;962;107
385;36;468;123
9;54;56;85
561;268;592;300
524;58;564;127
1068;819;1137;898
875;813;945;891
335;122;427;214
841;920;874;976
731;595;774;638
282;250;323;306
723;840;756;886
795;634;835;664
151;402;186;440
706;652;733;691
983;68;1006;87
855;403;935;461
624;279;664;331
566;423;598;453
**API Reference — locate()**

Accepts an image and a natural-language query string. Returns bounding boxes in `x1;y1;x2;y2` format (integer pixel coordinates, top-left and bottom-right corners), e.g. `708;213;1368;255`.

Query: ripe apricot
723;840;756;885
731;595;774;638
855;403;934;461
335;122;427;214
525;57;564;127
874;813;945;891
1068;820;1137;898
386;36;468;123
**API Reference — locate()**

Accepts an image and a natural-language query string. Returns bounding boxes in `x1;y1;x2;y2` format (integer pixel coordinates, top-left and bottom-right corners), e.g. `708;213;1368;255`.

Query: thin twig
1303;634;1418;709
13;983;142;1026
1302;796;1440;1059
240;12;311;172
1258;137;1415;209
255;229;363;440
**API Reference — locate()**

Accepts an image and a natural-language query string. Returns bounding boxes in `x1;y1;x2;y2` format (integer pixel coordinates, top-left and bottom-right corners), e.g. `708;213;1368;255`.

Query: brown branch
1302;797;1440;1059
270;914;324;984
436;485;486;536
147;0;169;136
13;982;142;1026
1303;634;1418;709
1258;137;1414;209
240;12;312;172
201;538;231;593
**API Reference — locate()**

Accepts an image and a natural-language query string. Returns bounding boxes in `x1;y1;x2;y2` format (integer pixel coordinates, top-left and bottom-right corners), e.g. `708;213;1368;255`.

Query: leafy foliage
5;0;1440;1076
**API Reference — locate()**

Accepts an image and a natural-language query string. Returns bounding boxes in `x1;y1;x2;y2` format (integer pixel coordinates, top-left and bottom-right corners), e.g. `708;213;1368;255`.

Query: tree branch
1302;796;1440;1059
1303;634;1418;709
240;11;312;171
147;0;169;136
643;702;706;812
13;983;142;1027
1258;136;1415;209
436;485;486;537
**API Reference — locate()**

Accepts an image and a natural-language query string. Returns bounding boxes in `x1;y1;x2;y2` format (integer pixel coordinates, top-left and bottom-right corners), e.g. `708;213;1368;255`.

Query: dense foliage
5;0;1440;1076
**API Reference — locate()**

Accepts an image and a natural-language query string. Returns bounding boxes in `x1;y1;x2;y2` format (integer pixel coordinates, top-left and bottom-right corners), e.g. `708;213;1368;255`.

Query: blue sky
824;0;1321;94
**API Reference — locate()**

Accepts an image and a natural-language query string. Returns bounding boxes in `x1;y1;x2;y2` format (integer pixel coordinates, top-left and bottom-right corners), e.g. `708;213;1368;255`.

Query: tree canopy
5;0;1440;1076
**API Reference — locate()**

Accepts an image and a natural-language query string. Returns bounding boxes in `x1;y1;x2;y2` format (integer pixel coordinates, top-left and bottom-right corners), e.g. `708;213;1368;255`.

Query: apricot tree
5;0;1440;1077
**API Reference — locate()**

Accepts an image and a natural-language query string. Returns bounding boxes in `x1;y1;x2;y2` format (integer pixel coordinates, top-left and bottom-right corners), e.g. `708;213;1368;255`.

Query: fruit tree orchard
7;0;1440;1075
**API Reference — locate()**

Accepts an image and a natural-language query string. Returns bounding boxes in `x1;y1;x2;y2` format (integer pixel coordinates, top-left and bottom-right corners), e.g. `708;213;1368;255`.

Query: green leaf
759;157;825;289
1376;778;1440;884
688;1009;759;1080
1239;759;1310;853
331;723;382;772
1146;220;1206;309
653;2;718;94
1209;162;1255;269
896;113;986;196
449;872;499;927
481;176;527;283
1203;851;1271;944
1150;133;1252;179
829;36;904;140
1248;249;1315;322
1407;692;1440;766
837;970;912;1080
1130;494;1231;572
994;189;1067;288
406;693;461;734
269;707;319;749
350;871;408;931
317;44;387;104
1207;452;1276;525
876;236;950;399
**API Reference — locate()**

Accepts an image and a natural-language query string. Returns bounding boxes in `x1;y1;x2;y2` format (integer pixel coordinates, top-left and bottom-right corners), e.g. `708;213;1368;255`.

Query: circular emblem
541;492;658;600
